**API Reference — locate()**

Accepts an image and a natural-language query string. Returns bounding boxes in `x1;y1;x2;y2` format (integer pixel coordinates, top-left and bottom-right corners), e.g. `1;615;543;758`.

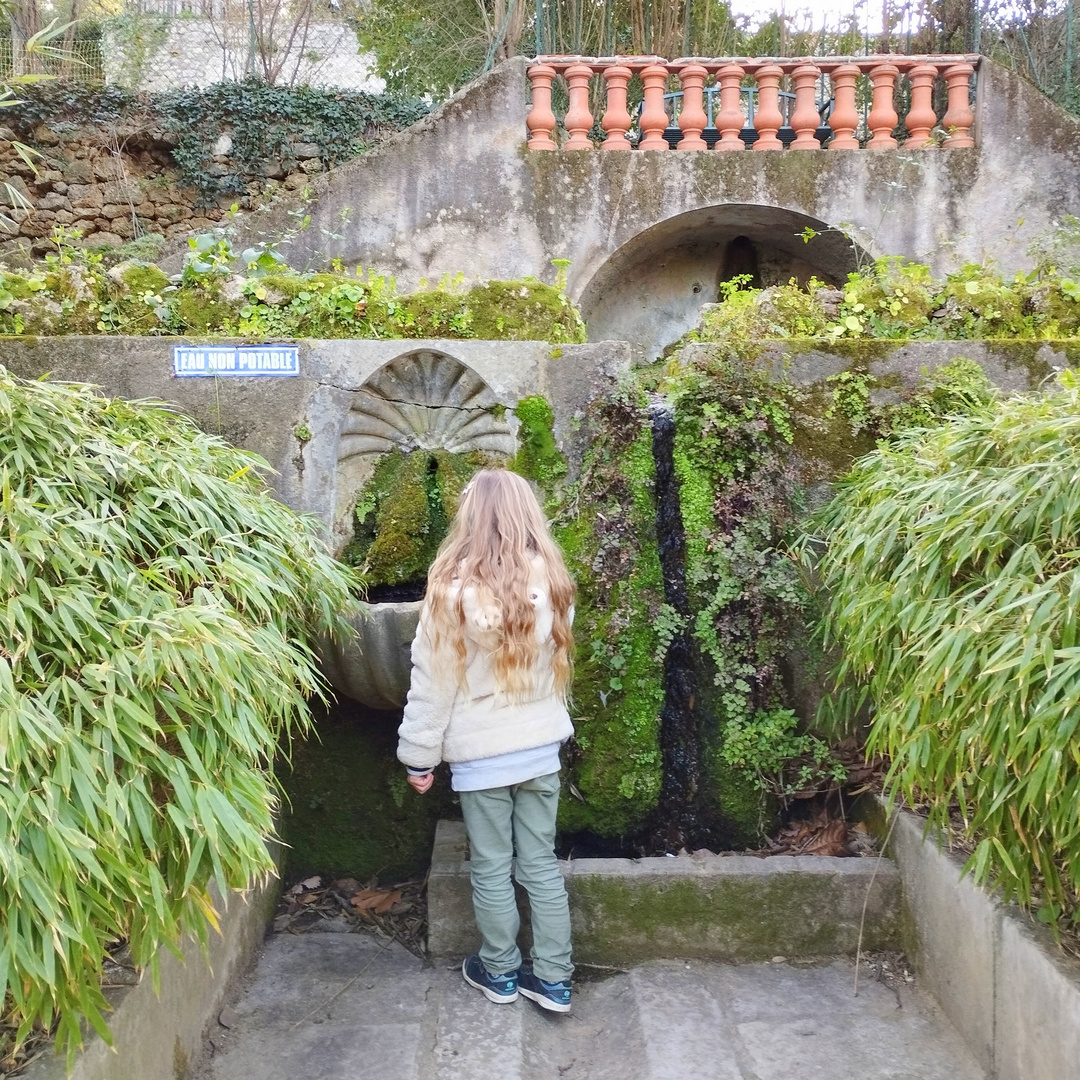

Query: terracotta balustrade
524;54;978;152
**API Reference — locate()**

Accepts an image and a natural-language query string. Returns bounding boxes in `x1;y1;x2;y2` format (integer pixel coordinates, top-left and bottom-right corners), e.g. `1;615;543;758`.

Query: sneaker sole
519;985;572;1013
462;958;519;1004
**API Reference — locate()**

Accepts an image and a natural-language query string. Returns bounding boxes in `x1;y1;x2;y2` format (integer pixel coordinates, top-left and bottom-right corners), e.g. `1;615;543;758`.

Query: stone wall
0;119;326;259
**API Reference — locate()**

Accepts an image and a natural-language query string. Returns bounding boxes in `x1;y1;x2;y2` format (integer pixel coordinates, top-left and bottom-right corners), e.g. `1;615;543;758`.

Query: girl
397;469;575;1013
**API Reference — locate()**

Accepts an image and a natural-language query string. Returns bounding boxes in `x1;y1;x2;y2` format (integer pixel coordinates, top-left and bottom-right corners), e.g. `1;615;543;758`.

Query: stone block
427;820;903;964
155;204;187;224
87;232;124;248
63;160;95;185
37;192;72;212
32;124;60;146
93;159;119;182
67;184;103;209
101;180;140;205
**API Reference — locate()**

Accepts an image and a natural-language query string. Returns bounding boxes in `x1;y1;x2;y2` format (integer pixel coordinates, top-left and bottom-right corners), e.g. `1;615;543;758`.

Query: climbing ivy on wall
5;81;429;206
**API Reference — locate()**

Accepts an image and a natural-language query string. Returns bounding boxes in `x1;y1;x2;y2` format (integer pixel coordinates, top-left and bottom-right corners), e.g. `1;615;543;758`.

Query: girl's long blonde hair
425;469;574;701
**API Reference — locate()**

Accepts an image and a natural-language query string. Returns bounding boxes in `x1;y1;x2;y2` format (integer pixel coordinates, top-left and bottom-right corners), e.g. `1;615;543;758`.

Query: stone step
429;820;904;965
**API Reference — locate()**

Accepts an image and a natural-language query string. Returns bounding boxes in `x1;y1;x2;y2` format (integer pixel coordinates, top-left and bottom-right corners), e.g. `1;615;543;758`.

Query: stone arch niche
332;348;514;551
579;204;868;364
325;348;513;710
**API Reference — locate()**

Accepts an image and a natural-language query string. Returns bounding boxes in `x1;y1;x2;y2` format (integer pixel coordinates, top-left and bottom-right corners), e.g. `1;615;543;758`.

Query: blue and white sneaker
462;954;519;1004
519;968;572;1013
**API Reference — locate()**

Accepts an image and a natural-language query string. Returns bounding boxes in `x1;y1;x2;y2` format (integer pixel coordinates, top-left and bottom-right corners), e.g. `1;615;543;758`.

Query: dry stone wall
0;119;322;259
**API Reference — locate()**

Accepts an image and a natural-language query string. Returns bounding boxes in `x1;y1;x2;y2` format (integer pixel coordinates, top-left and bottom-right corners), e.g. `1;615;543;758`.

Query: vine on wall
4;80;429;206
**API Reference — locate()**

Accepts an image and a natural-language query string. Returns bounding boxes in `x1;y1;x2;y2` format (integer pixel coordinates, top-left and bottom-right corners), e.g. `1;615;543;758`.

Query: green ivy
5;80;429;207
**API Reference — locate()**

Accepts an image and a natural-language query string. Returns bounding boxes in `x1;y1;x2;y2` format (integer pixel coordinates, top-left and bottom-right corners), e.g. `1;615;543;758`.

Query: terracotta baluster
942;62;976;147
752;64;784;150
526;63;558;150
600;64;633;149
639;63;671;150
827;63;861;149
713;62;746;151
789;62;823;149
563;62;595;150
866;63;899;148
904;63;938;148
676;62;708;150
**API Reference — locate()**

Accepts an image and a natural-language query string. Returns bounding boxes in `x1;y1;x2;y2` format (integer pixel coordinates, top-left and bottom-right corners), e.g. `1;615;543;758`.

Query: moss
346;448;496;587
389;280;586;344
120;263;169;295
709;759;777;847
279;706;457;882
176;286;237;334
1;272;35;300
513;395;566;499
463;281;586;343
555;397;666;839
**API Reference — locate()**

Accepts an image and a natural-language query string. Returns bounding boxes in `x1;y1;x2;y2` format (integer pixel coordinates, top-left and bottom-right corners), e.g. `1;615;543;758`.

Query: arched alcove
580;204;868;363
333;348;513;549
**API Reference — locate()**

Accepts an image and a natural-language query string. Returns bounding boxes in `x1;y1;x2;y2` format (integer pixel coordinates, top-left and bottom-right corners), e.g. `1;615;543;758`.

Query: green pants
458;771;573;983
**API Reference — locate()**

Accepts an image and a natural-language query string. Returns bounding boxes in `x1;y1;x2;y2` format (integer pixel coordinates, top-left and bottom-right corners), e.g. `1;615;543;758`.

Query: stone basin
320;600;421;711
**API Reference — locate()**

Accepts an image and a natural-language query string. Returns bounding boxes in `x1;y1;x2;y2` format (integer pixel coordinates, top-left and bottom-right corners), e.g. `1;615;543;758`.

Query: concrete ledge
887;808;1080;1080
428;820;902;964
24;876;279;1080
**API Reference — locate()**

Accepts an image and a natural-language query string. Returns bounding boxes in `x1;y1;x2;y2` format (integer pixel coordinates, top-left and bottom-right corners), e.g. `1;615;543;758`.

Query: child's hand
407;772;434;794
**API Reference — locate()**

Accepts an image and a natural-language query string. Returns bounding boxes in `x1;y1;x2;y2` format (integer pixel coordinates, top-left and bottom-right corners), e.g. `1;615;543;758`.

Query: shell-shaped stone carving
338;349;514;463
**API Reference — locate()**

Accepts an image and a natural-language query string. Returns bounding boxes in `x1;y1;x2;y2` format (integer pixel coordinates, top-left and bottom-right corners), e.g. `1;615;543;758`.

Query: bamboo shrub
809;371;1080;928
0;368;356;1061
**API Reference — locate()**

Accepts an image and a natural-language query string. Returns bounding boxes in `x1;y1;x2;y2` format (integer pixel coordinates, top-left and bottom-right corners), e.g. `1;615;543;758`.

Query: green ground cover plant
688;255;1080;345
807;370;1080;931
0;230;587;343
0;367;356;1063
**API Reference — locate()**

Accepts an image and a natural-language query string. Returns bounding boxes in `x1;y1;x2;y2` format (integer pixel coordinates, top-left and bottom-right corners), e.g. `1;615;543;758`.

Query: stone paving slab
195;931;986;1080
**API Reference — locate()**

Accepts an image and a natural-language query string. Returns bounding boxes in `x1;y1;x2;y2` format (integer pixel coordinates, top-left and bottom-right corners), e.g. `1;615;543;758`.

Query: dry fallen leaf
350;888;403;914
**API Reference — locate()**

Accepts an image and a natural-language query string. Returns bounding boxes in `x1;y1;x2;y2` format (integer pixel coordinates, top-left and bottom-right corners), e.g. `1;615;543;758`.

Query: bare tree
201;0;325;85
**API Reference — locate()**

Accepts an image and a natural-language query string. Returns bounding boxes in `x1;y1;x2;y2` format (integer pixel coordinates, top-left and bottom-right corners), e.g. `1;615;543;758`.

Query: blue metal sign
173;344;300;377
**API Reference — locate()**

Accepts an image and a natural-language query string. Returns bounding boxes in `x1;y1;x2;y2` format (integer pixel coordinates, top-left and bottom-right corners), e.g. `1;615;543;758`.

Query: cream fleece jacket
396;567;574;771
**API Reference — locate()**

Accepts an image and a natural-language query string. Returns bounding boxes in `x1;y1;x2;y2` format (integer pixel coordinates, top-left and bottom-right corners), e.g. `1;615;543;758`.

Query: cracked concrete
194;931;986;1080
